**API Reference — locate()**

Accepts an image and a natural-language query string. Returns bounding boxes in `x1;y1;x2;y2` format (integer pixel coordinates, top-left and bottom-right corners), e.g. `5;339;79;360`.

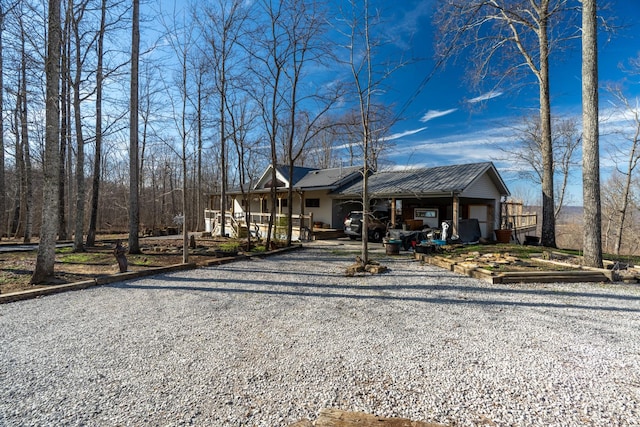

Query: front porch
204;210;326;241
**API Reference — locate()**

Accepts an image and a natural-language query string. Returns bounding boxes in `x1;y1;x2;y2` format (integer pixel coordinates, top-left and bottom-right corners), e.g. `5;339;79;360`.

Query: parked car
343;211;388;242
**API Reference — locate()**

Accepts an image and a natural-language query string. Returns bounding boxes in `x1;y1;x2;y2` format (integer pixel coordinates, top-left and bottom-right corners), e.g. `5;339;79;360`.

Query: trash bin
384;239;401;255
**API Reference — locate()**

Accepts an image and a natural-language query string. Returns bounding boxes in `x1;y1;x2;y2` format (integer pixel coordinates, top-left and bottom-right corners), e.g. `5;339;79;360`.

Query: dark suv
343;211;388;242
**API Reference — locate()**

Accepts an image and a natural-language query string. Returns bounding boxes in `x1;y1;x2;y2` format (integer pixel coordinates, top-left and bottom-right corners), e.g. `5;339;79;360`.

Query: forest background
2;0;640;268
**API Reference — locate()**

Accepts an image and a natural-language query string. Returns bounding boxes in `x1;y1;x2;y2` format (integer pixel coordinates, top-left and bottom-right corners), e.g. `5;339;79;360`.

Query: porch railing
505;213;538;230
204;210;313;241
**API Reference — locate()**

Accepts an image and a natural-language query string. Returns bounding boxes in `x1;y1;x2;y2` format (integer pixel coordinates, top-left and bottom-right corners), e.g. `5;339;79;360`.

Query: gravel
1;242;640;426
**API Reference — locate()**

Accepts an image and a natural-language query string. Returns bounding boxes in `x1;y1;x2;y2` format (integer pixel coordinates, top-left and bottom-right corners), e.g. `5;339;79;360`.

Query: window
414;208;438;219
305;198;320;208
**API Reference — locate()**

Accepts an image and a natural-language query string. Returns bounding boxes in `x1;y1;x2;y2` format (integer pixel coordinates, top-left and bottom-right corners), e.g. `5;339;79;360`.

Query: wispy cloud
386;124;522;170
382;1;435;50
420;108;458;122
467;90;503;104
386;127;428;140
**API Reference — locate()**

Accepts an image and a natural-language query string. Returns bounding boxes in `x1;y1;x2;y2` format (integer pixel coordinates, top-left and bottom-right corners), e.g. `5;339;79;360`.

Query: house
206;161;513;241
205;165;362;237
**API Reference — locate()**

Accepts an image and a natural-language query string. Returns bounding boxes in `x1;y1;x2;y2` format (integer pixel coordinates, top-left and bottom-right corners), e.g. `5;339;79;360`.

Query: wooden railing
204;210;313;241
505;213;538;230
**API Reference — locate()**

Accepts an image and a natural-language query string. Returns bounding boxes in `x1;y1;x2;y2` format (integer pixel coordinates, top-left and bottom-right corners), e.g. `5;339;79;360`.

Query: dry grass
0;236;260;295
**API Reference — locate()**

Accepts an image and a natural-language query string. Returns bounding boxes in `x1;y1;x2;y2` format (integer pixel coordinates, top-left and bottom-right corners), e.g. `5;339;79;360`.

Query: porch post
391;197;397;228
452;193;460;237
298;191;305;236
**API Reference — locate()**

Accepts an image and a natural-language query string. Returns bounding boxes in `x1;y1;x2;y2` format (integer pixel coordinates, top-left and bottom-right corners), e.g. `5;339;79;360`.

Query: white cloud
386;127;428;140
420;108;458;122
467;90;503;104
386;124;522;171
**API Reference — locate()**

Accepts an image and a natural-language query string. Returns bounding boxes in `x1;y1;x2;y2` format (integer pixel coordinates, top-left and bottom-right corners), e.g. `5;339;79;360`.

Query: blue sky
156;0;640;205
339;0;640;205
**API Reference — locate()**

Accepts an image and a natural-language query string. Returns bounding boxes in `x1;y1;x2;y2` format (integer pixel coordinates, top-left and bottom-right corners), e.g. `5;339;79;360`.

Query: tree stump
113;240;128;273
345;256;388;276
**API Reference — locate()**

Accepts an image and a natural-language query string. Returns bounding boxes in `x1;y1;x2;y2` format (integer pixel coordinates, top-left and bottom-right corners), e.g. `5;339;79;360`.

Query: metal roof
294;166;362;190
275;165;318;186
332;162;510;198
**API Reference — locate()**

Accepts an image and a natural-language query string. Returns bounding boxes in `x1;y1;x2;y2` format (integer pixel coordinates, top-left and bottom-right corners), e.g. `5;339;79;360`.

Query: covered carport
330;162;511;242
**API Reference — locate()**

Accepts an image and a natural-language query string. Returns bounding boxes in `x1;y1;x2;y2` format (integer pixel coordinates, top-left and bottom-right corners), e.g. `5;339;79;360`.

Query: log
311;408;447;427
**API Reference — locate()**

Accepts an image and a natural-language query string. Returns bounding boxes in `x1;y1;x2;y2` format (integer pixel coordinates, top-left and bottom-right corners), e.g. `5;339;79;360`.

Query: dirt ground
0;235;252;295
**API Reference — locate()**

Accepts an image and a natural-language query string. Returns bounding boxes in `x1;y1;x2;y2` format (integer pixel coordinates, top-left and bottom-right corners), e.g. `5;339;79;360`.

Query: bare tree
340;0;402;263
86;0;107;246
600;172;640;255
228;98;261;250
0;2;11;238
348;0;373;262
278;0;341;246
604;85;640;255
31;0;62;284
83;0;130;245
57;0;72;241
435;0;581;248
199;0;250;239
158;2;201;263
581;0;603;267
303;116;341;169
248;0;289;249
16;6;33;243
192;56;206;231
70;0;92;252
128;0;140;254
500;116;580;218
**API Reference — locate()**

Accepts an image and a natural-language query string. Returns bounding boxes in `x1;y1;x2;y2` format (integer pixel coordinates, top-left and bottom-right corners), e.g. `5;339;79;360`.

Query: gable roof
333;162;510;198
278;165;318;186
254;164;318;190
294;166;362;190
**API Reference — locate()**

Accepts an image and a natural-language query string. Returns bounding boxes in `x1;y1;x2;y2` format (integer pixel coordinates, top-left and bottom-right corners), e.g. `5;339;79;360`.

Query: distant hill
525;205;583;223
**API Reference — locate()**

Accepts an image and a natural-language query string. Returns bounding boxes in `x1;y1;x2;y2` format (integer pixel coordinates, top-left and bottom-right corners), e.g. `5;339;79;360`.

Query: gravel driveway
1;243;639;426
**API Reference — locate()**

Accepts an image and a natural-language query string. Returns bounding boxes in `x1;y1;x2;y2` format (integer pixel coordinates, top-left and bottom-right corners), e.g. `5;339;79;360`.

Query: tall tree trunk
87;0;107;247
20;83;32;244
19;17;32;244
13;92;24;239
32;0;62;284
72;14;86;252
0;6;5;238
169;165;176;217
180;42;188;263
581;0;603;267
538;7;556;248
58;0;72;241
182;151;188;263
220;88;226;238
197;75;203;232
128;0;141;254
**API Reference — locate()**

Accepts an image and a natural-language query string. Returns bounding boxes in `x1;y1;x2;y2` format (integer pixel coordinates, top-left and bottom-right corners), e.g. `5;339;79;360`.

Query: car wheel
349;236;357;240
371;229;383;242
